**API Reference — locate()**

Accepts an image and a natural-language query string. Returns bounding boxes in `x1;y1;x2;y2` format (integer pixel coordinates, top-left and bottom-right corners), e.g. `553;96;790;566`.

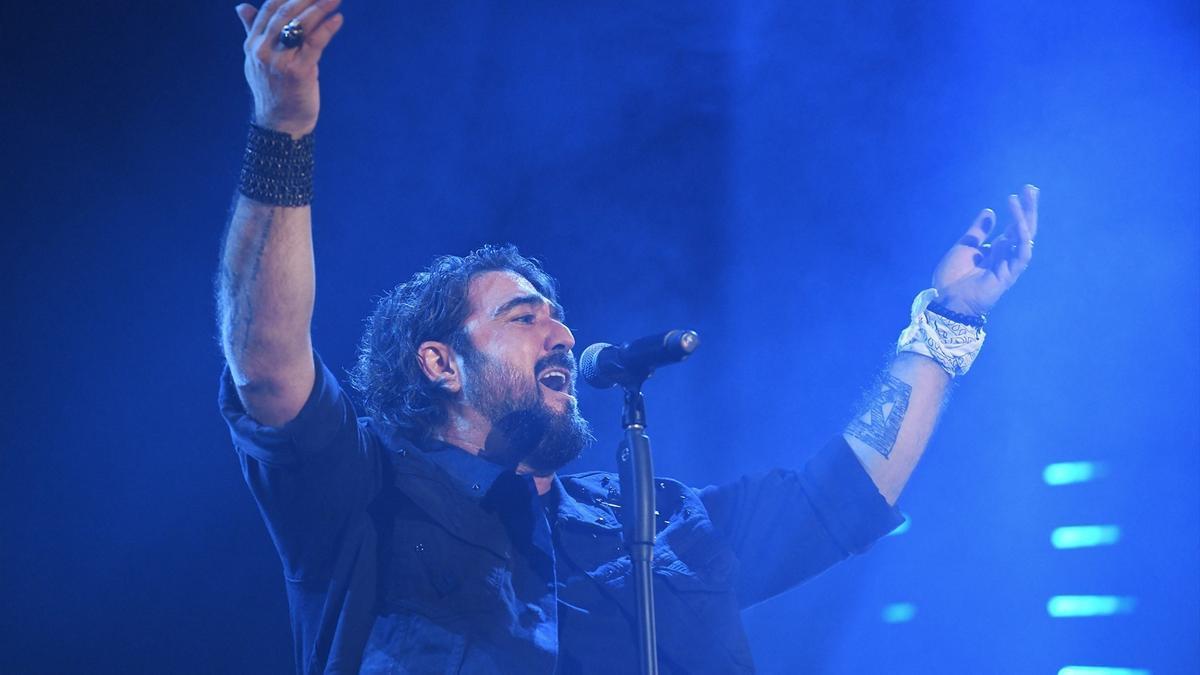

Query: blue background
3;1;1196;672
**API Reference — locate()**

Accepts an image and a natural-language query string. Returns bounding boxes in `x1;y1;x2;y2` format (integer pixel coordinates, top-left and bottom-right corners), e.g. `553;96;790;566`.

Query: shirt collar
395;436;621;531
545;475;623;531
420;440;513;501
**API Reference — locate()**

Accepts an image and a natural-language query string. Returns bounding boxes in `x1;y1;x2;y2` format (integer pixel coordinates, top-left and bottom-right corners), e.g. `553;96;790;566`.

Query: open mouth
537;368;570;393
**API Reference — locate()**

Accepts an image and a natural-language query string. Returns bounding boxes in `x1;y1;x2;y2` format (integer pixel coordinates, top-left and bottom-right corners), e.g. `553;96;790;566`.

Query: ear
417;341;461;393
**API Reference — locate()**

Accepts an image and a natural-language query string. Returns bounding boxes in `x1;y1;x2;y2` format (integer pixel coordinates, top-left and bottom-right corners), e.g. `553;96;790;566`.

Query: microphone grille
579;342;615;389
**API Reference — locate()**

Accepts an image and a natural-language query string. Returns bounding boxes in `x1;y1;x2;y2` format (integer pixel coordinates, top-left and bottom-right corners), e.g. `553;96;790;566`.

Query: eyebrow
492;294;564;321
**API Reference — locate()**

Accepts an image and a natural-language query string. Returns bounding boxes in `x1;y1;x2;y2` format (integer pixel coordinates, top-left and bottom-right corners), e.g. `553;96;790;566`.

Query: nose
546;318;575;353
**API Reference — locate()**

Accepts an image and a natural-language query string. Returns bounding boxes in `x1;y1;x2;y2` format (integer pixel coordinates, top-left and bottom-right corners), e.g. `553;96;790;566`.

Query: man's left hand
933;184;1039;317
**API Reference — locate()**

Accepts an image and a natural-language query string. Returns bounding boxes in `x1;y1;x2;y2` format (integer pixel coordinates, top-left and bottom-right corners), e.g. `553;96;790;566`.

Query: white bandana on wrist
896;288;986;377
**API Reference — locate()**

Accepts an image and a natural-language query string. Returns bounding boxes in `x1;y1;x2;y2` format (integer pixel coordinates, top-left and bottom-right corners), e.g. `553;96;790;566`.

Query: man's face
456;270;592;474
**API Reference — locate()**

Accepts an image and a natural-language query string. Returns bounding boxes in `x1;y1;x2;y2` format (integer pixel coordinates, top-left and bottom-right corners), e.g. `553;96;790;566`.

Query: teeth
538;370;568;391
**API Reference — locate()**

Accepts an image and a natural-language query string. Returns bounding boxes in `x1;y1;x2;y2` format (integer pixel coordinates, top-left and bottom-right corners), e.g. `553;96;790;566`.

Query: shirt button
658;481;667;490
414;543;425;553
595;516;606;524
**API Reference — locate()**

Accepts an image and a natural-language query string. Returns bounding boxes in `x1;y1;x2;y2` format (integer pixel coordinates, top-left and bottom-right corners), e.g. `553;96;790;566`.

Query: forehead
466;270;547;316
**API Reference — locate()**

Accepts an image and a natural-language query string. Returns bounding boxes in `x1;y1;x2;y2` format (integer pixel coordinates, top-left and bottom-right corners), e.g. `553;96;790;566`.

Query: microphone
579;329;701;389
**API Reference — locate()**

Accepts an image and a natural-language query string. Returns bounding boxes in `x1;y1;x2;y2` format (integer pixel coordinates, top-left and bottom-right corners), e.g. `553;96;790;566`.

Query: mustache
535;350;577;376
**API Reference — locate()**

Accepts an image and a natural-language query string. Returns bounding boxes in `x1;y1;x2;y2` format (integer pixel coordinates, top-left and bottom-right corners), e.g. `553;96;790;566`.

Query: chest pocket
372;472;514;625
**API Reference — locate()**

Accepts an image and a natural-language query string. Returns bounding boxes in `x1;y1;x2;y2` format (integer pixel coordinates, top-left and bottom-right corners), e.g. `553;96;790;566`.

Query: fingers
264;0;324;43
996;192;1033;278
248;0;286;37
291;0;341;31
242;0;338;61
958;208;996;249
235;4;257;35
290;0;343;58
1002;195;1031;276
303;11;345;57
1022;183;1039;240
1007;192;1028;238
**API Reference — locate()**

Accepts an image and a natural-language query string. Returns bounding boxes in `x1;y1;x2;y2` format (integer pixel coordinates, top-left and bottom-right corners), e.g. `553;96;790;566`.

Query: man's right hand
219;0;341;427
236;0;345;139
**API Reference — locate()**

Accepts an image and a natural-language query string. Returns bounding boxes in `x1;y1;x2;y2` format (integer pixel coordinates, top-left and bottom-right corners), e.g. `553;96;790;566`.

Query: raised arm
217;0;344;427
844;185;1040;504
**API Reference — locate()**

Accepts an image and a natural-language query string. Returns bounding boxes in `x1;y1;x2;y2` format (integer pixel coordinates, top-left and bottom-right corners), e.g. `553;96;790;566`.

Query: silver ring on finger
279;20;304;48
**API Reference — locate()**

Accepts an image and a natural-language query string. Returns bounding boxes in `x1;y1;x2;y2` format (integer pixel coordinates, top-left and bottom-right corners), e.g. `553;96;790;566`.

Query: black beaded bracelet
927;301;987;328
238;123;315;206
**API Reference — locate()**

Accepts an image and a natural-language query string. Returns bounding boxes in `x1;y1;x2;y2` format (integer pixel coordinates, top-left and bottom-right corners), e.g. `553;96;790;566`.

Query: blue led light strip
881;602;916;623
1043;461;1108;486
1051;525;1121;549
1047;595;1135;617
1060;662;1152;667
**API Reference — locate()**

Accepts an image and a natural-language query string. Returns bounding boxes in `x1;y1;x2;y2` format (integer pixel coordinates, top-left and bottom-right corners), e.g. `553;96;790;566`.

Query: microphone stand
585;328;699;675
617;381;658;675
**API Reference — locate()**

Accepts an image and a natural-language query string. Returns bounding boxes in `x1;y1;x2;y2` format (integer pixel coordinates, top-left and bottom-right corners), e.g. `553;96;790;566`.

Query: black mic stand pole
617;382;658;675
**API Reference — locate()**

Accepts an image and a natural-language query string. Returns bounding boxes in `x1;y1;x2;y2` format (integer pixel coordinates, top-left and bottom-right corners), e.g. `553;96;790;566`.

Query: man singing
217;1;1040;672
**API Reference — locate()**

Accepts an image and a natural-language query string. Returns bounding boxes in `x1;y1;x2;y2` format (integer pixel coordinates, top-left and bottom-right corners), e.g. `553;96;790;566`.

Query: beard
461;347;594;475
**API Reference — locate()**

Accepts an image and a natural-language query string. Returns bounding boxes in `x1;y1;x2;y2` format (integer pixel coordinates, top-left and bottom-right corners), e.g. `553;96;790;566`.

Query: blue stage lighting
887;513;910;536
1051;525;1121;549
1047;595;1135;617
1043;461;1108;486
1060;662;1152;667
881;602;916;623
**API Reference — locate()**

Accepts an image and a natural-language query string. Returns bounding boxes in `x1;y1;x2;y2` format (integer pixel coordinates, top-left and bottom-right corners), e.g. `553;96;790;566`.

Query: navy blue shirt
220;355;903;673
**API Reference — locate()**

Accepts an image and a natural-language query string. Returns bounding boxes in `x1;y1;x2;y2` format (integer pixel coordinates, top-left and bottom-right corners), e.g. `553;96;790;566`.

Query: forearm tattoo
218;206;275;357
846;372;912;459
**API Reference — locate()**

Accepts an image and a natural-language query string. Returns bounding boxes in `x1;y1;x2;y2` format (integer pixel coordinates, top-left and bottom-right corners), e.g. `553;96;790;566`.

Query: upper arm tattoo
846;372;912;459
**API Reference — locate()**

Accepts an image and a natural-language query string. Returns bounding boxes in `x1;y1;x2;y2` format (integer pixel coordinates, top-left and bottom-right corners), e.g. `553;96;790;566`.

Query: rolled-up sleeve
698;437;904;608
218;352;382;582
220;352;357;465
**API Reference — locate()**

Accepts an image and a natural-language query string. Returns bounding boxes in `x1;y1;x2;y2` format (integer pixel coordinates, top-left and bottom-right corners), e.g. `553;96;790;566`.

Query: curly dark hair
349;244;561;443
